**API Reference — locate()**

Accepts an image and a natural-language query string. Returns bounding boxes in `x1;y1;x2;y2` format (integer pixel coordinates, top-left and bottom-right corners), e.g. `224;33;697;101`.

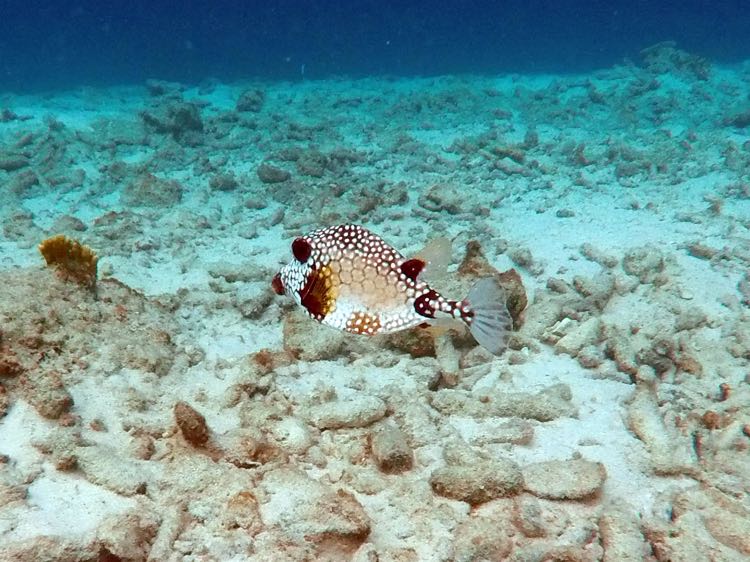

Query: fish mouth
271;272;285;295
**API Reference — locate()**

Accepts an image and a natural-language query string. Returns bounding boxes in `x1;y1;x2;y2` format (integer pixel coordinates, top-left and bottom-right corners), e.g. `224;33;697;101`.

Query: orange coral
38;234;98;288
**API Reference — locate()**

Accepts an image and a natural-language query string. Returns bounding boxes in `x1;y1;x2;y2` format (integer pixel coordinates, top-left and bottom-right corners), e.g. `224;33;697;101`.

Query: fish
272;224;512;355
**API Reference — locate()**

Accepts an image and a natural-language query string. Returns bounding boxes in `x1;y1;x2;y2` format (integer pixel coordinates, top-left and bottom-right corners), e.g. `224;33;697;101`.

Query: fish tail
463;278;512;355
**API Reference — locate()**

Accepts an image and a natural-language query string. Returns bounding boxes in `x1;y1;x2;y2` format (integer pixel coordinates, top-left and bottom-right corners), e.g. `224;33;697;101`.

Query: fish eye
292;237;312;263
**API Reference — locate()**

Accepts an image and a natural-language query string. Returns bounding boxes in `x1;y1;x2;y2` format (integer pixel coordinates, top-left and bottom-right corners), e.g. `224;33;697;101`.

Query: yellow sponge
38;234;98;288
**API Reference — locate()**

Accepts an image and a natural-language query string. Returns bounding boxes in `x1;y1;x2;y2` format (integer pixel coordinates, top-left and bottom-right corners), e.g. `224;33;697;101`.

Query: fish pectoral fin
299;266;336;318
411;236;452;281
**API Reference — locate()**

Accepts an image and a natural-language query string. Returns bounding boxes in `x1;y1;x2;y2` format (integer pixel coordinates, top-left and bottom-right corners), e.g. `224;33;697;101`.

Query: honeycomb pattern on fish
272;224;511;355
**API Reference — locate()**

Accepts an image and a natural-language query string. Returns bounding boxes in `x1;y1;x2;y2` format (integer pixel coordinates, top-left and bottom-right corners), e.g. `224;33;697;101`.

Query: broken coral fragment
522;458;606;500
20;370;73;419
259;468;371;555
174;401;210;447
370;423;413;473
452;515;513;560
431;383;576;422
430;457;523;505
0;383;8;418
38;234;98;288
305;395;386;430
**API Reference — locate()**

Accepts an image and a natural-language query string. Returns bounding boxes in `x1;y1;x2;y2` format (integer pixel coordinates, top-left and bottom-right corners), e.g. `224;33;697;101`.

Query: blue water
1;0;749;92
3;1;750;560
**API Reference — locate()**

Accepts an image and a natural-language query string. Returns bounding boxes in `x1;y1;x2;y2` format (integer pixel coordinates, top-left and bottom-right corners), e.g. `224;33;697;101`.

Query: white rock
555;317;601;356
523;458;606;500
271;417;312;454
306;395;386;429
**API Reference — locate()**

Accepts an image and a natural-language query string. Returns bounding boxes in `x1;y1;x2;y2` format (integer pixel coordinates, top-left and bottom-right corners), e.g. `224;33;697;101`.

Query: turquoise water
0;6;749;561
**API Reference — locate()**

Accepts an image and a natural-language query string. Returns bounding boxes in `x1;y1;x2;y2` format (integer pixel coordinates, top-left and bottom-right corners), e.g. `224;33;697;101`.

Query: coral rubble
2;50;750;559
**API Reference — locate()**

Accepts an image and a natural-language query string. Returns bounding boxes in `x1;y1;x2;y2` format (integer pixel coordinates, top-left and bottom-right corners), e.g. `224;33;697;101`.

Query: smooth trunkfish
272;224;511;355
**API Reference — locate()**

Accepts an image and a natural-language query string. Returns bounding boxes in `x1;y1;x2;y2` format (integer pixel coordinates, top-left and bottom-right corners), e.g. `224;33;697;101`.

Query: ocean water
2;0;750;91
1;2;750;561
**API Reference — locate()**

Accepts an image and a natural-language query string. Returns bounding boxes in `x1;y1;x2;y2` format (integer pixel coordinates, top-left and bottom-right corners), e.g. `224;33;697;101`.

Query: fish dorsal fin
411;237;452;281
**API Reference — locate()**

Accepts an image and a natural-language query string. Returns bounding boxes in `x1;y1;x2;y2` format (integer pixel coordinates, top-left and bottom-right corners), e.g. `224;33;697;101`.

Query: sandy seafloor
0;44;749;561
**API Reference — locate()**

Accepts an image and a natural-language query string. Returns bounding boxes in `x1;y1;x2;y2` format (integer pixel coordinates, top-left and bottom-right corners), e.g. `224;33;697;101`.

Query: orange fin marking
299;265;337;319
